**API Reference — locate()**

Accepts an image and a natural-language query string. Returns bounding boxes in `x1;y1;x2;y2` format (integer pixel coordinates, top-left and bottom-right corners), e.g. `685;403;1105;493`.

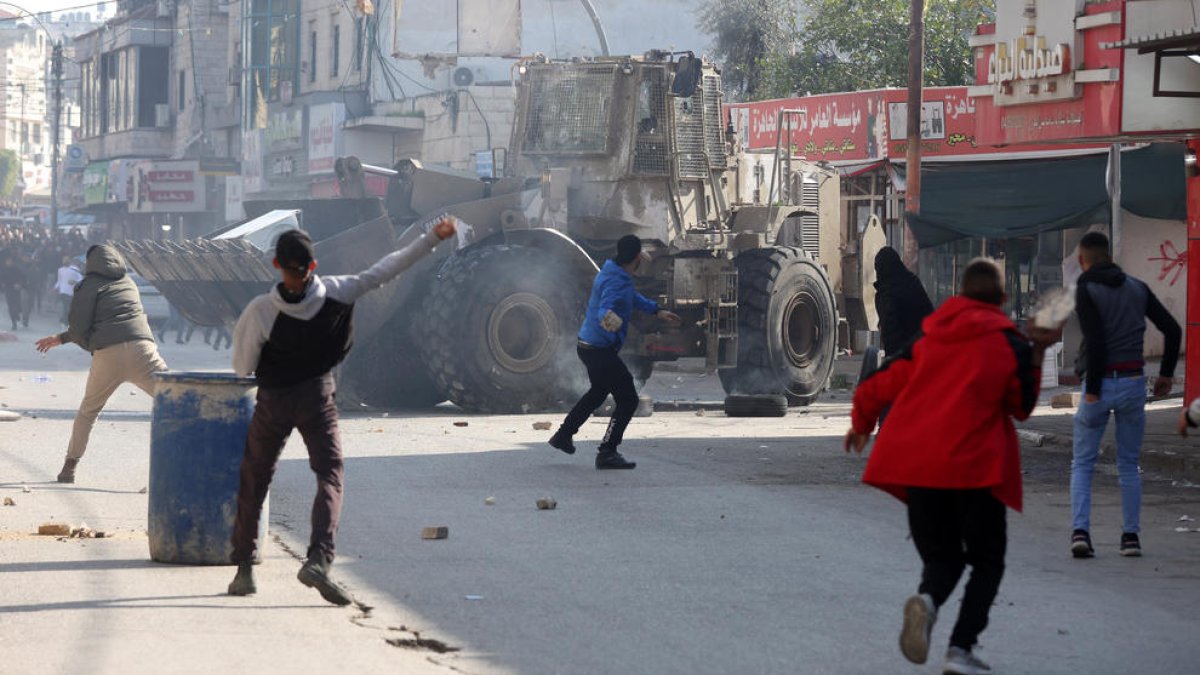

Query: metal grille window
673;91;707;179
800;176;821;259
701;75;726;168
523;65;616;154
632;67;669;175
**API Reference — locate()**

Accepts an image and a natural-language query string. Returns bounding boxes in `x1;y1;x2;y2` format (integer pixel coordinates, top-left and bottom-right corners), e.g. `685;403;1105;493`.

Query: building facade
70;0;235;240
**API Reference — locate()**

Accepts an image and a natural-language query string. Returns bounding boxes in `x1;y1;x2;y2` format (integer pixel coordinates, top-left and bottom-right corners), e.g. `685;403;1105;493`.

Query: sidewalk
1017;388;1200;484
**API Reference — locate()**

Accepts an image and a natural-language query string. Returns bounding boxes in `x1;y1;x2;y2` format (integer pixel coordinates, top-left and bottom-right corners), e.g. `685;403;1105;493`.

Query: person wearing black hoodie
1070;232;1180;559
874;246;934;356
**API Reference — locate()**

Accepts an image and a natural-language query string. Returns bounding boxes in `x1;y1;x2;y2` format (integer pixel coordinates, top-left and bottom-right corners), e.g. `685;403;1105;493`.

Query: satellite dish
453;67;474;87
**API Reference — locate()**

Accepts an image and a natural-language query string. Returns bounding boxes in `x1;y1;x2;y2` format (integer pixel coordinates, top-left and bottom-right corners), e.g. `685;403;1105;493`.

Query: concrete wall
171;0;232;158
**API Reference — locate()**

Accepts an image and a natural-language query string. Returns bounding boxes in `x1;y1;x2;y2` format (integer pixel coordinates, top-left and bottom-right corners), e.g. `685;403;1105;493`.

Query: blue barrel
148;372;265;565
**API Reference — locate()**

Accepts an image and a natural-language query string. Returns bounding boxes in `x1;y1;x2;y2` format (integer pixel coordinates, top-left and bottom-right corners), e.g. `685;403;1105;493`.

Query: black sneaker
595;447;636;470
227;562;257;596
549;430;576;455
1120;532;1142;557
1071;529;1094;558
297;556;354;606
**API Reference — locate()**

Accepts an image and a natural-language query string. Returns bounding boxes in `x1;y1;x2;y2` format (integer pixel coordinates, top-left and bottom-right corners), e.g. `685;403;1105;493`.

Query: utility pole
50;40;62;231
903;0;925;270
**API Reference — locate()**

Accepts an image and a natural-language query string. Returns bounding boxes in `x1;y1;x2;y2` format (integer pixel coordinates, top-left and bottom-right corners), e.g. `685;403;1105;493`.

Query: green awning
902;143;1187;248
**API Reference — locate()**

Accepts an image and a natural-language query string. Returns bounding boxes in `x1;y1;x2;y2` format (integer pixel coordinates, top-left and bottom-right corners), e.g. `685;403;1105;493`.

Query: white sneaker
899;593;936;664
943;646;992;674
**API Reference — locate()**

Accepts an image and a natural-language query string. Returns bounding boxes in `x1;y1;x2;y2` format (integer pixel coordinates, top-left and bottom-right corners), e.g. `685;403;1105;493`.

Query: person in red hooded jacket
845;258;1060;675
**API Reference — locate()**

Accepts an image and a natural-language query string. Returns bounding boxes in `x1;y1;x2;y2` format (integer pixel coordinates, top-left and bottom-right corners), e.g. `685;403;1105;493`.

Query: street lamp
0;2;64;231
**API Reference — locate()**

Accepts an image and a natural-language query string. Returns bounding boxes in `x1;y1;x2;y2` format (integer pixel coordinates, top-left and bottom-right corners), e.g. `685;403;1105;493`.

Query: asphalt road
1;314;1198;674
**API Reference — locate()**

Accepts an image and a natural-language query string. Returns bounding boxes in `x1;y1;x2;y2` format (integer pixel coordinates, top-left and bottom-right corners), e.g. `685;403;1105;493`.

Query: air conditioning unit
155;103;171;128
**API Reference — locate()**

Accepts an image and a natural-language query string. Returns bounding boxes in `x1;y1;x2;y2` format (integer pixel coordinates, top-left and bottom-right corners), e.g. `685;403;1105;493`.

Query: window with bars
522;65;617;154
632;67;669;175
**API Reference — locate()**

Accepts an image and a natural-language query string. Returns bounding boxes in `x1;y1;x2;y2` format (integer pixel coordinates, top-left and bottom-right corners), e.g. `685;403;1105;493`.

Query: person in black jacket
1069;232;1180;559
226;220;455;605
874;246;934;356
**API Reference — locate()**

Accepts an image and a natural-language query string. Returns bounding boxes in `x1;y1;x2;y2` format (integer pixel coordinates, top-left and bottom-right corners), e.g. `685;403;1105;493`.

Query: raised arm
322;218;457;305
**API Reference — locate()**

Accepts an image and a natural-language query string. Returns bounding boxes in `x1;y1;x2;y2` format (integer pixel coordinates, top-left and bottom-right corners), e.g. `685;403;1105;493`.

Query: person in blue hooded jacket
550;235;680;469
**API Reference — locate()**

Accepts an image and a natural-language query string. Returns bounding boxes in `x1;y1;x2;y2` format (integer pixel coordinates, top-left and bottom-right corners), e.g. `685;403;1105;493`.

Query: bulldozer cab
508;54;731;247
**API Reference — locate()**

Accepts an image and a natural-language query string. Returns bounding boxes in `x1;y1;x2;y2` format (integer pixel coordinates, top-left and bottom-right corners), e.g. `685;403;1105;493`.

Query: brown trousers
230;374;344;565
67;339;168;460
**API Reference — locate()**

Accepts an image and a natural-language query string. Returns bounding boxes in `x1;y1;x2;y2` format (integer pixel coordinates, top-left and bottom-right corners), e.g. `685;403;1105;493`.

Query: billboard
129;160;206;213
971;2;1123;145
308;102;346;175
83;162;108;205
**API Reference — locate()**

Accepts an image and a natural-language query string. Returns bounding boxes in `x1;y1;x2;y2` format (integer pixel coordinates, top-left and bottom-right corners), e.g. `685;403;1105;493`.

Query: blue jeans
1070;376;1146;534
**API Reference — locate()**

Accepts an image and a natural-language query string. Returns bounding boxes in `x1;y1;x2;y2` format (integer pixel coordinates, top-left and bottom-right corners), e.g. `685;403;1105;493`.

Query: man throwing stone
226;219;456;604
549;235;679;469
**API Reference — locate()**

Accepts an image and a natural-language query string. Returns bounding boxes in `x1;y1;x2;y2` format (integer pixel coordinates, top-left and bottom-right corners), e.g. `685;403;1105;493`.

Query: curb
1018;428;1200;483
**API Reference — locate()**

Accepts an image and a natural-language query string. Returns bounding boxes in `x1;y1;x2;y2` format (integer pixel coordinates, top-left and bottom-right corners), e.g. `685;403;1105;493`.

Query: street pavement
2;313;1199;674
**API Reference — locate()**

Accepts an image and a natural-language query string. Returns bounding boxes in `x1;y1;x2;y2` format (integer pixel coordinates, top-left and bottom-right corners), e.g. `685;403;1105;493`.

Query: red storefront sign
972;2;1124;146
726;86;1103;162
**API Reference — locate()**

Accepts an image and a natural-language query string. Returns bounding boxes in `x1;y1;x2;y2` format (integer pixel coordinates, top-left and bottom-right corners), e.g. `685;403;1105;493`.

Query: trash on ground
531;421;552;431
138;486;148;494
37;523;71;536
1178;515;1194;522
31;374;51;384
1174;526;1192;533
3;497;14;506
421;526;449;540
464;595;484;601
21;484;30;493
695;410;705;417
484;496;496;506
536;498;557;510
0;410;20;422
453;421;469;427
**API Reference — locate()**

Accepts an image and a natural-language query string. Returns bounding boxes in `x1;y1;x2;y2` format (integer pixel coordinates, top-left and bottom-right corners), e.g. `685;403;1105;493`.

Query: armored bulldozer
122;52;851;413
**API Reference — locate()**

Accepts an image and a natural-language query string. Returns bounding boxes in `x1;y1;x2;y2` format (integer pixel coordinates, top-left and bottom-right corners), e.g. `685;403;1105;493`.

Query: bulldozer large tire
719;247;837;406
418;244;588;413
338;307;446;409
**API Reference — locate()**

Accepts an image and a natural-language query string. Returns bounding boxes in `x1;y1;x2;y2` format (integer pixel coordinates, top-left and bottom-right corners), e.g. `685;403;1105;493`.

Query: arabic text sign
973;2;1122;145
308;102;346;175
130;160;206;213
726;91;887;162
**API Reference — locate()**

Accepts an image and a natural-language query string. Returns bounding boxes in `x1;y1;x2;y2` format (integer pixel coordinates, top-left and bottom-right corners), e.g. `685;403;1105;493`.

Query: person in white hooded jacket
226;218;456;605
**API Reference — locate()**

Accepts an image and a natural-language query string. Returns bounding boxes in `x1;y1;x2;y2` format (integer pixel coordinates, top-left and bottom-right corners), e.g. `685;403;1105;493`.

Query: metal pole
577;0;610;56
1108;143;1122;258
903;0;925;270
51;42;63;231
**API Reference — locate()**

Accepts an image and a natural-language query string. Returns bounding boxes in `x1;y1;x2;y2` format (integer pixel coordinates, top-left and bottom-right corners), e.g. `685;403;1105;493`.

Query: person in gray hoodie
35;244;168;483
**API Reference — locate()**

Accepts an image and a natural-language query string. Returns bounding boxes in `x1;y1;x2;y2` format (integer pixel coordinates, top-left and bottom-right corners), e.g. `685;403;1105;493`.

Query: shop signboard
308;103;346;175
972;1;1123;146
726;86;1099;162
225;175;245;223
726;91;889;162
82;162;108;205
129;160;206;213
106;159;138;203
265;109;304;152
242;129;265;194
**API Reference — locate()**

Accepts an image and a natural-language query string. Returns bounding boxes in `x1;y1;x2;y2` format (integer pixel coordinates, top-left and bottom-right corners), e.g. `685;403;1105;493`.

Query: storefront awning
1102;26;1200;53
902;143;1187;248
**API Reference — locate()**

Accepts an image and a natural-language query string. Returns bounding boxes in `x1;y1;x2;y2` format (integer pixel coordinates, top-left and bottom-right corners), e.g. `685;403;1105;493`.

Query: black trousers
231;375;344;565
560;344;638;449
907;487;1007;650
